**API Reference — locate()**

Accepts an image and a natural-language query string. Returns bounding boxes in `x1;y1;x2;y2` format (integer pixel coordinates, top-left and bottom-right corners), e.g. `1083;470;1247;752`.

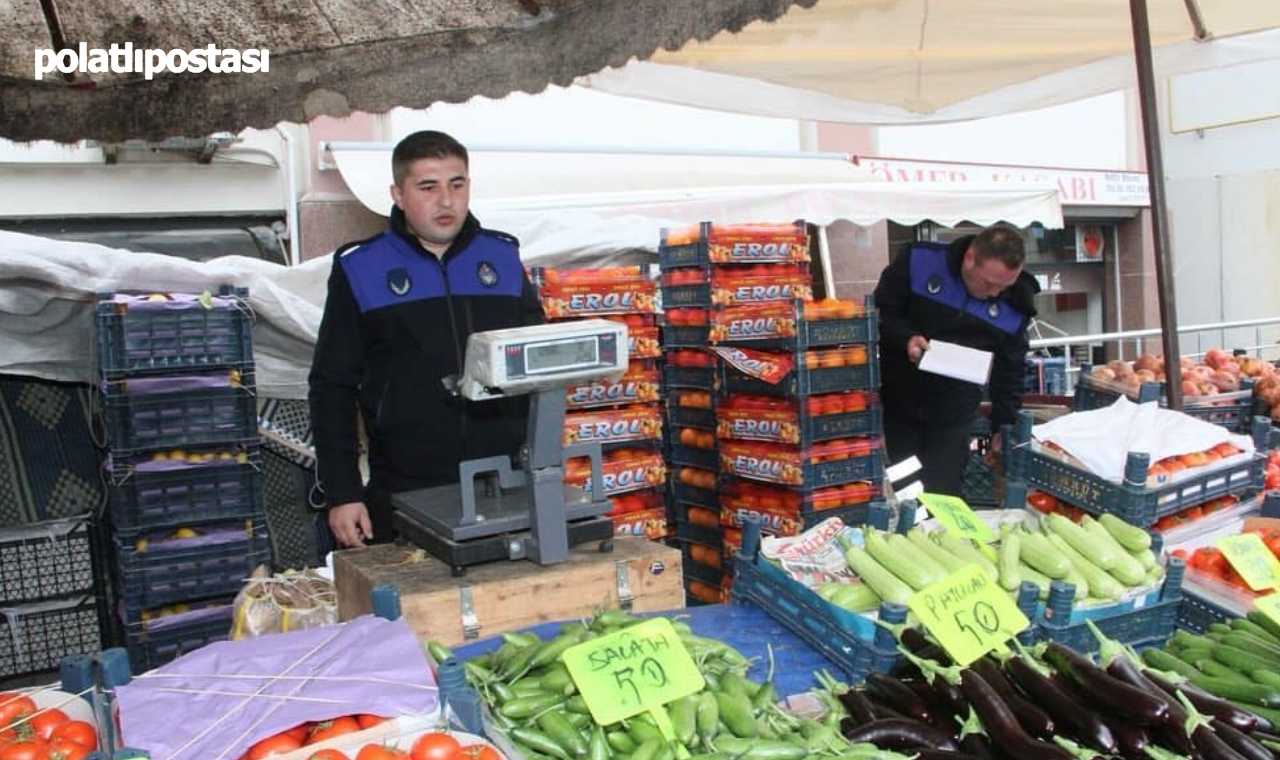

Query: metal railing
1025;315;1280;392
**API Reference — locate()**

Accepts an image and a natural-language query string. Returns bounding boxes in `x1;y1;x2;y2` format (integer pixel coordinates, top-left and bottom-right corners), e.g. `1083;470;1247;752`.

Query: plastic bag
231;567;337;639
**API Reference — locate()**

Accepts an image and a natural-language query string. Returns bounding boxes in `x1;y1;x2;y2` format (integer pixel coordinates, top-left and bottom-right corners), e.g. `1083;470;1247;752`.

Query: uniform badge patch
926;274;943;294
477;261;499;287
387;268;412;296
987;301;1001;319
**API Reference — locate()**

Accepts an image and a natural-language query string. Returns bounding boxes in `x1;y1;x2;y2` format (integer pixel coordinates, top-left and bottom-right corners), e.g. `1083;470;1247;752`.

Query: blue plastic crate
1176;587;1243;634
96;286;254;377
0;595;102;679
115;524;271;615
124;602;234;672
0;516;96;605
101;371;259;454
721;359;879;397
664;365;716;390
107;448;264;536
661;284;711;308
1073;367;1256;432
961;451;999;508
731;520;903;683
1029;558;1185;653
1006;410;1269;527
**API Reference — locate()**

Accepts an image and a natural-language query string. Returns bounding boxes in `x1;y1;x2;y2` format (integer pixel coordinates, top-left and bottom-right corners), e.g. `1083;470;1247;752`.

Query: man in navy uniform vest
309;131;544;547
874;226;1039;497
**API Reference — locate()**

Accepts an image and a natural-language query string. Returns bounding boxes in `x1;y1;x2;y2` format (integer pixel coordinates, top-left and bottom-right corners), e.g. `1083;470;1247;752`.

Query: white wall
388;85;802;152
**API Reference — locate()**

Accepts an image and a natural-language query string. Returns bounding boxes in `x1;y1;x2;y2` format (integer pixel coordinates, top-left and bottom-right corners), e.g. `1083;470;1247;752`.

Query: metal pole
1129;0;1183;409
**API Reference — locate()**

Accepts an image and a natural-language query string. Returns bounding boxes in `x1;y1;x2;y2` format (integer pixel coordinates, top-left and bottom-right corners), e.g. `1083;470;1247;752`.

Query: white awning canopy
328;144;1064;265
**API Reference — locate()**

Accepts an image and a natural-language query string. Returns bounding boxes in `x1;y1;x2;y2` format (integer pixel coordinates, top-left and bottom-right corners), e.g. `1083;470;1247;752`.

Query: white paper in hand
918;339;993;386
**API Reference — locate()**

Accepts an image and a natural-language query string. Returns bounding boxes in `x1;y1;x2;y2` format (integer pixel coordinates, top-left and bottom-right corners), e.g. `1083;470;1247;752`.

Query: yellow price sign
561;617;705;727
1255;593;1280;630
918;493;994;541
1217;534;1280;591
907;563;1031;666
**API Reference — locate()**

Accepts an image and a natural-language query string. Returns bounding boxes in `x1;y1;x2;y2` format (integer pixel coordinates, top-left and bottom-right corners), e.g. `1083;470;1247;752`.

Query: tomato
0;740;48;760
46;716;93;747
409;732;460;760
47;737;91;760
458;745;502;760
308;717;362;745
247;732;304;759
356;746;409;760
0;695;37;729
24;710;67;743
1027;492;1057;514
307;751;352;760
287;724;313;743
48;722;94;752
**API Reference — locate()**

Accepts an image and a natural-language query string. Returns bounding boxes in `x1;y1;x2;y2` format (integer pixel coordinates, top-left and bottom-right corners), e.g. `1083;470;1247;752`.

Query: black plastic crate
663;325;711;348
0;596;101;679
667;404;716;431
721;445;884;489
675;519;723;549
961;451;999;507
669;443;718;471
124;602;234;672
682;550;725;588
659;237;710;269
721;361;879;397
717;406;883;447
661;284;711;308
1176;588;1242;634
97;287;253;377
107;448;265;536
1073;366;1256;432
710;299;877;351
0;516;96;605
101;371;259;454
721;498;892;535
115;524;271;615
1007;410;1269;527
664;365;716;390
669;477;719;510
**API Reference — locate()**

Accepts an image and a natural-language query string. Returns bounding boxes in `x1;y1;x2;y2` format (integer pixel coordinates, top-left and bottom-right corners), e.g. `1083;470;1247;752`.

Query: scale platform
392;483;614;574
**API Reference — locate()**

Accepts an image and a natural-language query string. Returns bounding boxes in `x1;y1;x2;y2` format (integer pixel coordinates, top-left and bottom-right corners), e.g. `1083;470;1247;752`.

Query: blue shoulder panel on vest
908;243;1028;335
446;231;526;298
340;231;447;314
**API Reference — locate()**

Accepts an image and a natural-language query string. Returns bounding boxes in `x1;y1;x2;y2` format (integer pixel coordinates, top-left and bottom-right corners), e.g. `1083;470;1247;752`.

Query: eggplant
906;753;989;760
1105;654;1196;757
1044;641;1172;726
958;732;998;760
1004;654;1117;754
901;626;952;664
840;717;960;751
1213;720;1277;760
956;667;1076;760
865;672;935;724
1103;715;1151;760
972;655;1054;738
907;678;960;732
1193;722;1251;760
1145;670;1262;733
837;687;878;727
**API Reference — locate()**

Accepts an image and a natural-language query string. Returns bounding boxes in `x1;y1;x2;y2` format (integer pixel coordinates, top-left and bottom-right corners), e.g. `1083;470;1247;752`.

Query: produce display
0;695;98;760
1087;349;1271;402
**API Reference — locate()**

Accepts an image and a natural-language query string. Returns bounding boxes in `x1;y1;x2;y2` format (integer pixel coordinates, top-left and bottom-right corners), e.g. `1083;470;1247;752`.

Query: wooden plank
335;537;684;645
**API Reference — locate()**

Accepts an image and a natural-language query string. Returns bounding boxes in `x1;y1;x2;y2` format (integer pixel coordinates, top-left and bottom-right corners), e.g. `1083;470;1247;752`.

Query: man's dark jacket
308;208;544;506
874;235;1040;432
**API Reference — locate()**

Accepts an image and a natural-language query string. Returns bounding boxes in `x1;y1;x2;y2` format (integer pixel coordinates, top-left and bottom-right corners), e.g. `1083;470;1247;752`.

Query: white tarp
583;9;1280;125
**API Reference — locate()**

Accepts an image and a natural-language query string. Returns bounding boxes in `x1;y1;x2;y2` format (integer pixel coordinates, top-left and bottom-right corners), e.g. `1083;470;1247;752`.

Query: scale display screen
523;336;599;375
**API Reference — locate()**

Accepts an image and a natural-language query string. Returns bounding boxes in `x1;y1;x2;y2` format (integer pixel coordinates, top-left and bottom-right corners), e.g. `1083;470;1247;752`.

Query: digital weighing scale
392;319;630;574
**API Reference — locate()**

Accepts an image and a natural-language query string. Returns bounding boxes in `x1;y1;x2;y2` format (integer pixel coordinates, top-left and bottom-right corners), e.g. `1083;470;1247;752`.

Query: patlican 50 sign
855;156;1150;207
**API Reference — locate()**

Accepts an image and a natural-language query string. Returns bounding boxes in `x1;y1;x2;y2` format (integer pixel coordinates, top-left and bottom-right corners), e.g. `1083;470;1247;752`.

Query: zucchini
937;534;1000;581
1080;516;1147;586
865;530;940;591
1249;609;1280;642
1212;644;1280;685
1018;561;1052;601
843;543;914;604
1195;658;1254;683
1044;532;1123;601
830;583;882;613
998;531;1022;592
906;528;969;573
1233;617;1280;648
1173;629;1217;651
976;540;1000;565
1251;669;1280;690
1046;513;1118;570
1019;530;1071;579
1134;547;1159;570
886;532;949;585
1189;672;1280;708
1142;647;1201;678
1219;632;1280;667
1099;513;1152;552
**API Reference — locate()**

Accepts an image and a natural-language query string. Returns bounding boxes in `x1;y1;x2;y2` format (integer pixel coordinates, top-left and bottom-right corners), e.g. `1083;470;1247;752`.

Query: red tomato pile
0;692;99;760
1173;525;1280;593
1266;449;1280;491
273;732;502;760
1153;495;1240;531
241;714;385;759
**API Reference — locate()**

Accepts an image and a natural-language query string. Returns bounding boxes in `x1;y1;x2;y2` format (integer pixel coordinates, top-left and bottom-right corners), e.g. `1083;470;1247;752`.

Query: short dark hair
970;226;1026;269
392;131;469;186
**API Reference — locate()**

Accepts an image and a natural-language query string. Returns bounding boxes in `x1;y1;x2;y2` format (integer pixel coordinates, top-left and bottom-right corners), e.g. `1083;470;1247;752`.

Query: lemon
146;293;167;302
235;452;248;464
151;452;168;461
171;527;199;540
169;603;190;614
140;610;153;621
170;449;186;460
217;452;233;460
135;538;149;552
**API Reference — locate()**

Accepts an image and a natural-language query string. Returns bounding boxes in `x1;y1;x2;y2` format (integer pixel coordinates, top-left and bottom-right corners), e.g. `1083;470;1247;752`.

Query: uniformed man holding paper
873;226;1040;496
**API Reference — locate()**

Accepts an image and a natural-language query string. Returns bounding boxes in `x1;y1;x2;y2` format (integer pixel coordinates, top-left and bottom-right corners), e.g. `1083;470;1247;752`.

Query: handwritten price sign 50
907;563;1030;666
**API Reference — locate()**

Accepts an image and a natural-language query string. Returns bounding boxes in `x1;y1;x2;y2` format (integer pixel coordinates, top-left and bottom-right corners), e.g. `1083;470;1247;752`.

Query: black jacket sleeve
873;245;919;355
308;255;366;507
988;323;1030;432
520;268;546;326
